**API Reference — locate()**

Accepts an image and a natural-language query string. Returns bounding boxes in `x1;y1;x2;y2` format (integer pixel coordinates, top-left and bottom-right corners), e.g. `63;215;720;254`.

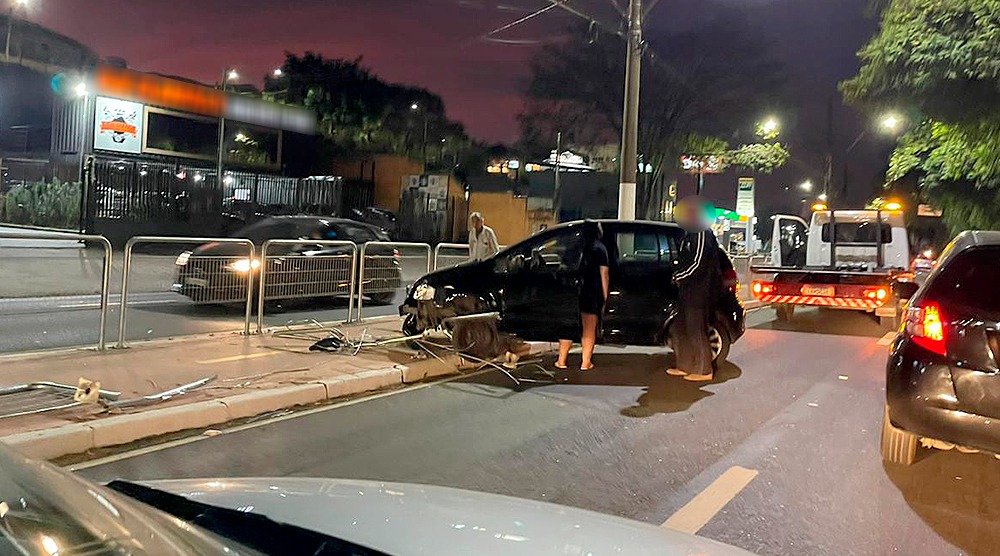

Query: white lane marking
877;332;896;346
662;466;759;534
66;368;490;471
196;352;281;365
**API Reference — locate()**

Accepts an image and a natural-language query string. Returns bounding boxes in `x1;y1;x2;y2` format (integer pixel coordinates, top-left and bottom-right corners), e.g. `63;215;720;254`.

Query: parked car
882;230;1000;465
173;215;401;305
0;444;753;556
350;206;399;239
400;220;745;361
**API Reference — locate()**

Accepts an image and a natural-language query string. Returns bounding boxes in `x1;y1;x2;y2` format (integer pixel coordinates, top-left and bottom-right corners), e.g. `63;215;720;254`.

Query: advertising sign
736;177;755;217
94;96;144;154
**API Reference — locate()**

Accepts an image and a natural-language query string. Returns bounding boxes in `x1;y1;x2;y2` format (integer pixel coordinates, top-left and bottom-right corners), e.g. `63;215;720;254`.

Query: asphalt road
0;292;403;352
74;307;997;555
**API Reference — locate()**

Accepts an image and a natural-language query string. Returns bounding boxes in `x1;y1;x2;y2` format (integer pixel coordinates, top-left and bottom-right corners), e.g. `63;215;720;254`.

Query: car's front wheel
880;404;919;466
367;291;397;305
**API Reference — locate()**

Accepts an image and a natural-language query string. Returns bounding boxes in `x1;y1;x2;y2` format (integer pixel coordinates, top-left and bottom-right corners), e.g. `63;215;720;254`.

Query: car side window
614;230;673;266
500;229;584;273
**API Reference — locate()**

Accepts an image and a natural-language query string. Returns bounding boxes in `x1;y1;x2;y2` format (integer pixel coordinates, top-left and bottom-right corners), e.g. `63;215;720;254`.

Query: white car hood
142;478;754;556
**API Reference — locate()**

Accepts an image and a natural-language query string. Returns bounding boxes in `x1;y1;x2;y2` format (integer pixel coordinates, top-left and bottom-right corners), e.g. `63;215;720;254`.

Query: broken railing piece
104;376;216;409
0;382;121;419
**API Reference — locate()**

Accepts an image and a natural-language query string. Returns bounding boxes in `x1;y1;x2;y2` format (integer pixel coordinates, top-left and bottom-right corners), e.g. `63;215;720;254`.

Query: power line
482;1;562;38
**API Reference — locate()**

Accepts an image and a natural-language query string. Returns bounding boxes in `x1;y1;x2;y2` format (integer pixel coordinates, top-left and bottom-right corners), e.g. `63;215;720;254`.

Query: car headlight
175;251;192;266
228;258;261;273
413;282;436;302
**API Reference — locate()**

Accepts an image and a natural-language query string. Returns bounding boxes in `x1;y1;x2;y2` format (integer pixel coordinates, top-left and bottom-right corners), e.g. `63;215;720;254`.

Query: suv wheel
708;325;730;363
880;404;918;466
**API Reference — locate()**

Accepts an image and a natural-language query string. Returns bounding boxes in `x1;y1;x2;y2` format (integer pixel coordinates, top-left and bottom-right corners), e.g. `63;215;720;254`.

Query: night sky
35;0;886;209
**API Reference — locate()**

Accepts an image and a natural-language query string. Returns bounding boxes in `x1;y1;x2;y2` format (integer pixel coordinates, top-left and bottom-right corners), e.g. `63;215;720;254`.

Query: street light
227;69;239;82
757;117;780;139
818;193;828;201
73;81;87;98
799;180;813;192
880;114;901;132
272;68;283;77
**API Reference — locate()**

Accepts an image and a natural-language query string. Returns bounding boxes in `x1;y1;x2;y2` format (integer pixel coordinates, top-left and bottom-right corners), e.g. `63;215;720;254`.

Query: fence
256;239;358;332
117;236;255;348
433;243;471;270
0;232;112;350
356;242;432;322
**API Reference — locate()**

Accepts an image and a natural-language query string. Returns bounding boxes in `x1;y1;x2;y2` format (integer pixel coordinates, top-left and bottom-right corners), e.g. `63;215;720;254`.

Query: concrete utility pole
618;0;642;220
553;130;561;222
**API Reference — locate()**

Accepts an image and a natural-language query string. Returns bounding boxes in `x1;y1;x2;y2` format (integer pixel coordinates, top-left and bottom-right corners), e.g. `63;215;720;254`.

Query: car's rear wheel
775;303;795;322
880;404;919;466
708;325;730;363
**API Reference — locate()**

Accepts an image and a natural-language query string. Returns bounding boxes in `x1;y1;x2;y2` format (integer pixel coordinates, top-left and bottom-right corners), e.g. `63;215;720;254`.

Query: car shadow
884;451;1000;554
751;306;886;338
463;350;744;416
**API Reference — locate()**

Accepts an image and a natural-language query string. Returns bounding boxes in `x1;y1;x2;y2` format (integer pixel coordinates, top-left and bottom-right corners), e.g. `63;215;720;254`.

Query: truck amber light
751;280;774;298
863;287;889;302
906;302;946;355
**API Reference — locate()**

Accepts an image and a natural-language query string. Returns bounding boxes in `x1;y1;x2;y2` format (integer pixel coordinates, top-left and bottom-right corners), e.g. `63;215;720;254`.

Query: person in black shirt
556;223;610;370
668;197;722;381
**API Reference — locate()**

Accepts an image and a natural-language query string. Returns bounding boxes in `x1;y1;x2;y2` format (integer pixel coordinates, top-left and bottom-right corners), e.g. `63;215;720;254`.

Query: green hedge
0;179;82;230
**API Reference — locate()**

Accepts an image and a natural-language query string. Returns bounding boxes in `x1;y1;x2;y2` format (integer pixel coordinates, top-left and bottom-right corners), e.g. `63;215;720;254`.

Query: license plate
184;277;208;287
801;285;835;297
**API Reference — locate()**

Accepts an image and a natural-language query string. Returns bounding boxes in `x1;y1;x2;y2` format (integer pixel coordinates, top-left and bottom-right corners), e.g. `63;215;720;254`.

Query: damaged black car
400;220;745;361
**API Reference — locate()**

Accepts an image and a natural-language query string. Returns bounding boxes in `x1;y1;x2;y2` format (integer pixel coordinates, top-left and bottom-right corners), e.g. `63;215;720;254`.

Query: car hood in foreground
142;478;754;556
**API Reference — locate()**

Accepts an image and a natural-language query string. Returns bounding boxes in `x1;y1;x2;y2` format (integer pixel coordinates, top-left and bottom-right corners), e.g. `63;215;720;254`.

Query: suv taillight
906;302;947;355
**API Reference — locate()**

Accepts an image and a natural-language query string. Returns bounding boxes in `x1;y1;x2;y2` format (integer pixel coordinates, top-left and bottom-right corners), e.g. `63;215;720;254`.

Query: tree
520;14;788;217
267;52;483;177
842;0;1000;233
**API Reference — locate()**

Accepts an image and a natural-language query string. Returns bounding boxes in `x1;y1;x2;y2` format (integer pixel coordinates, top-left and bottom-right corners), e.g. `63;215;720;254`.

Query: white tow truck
750;209;914;329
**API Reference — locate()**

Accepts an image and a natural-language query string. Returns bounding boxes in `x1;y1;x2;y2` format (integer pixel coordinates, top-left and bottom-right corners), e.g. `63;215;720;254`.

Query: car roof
551;219;682;230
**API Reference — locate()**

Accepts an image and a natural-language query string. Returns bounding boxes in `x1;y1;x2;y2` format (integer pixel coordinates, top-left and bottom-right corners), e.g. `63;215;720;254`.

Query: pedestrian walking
556;222;610;371
667;196;721;382
469;212;500;261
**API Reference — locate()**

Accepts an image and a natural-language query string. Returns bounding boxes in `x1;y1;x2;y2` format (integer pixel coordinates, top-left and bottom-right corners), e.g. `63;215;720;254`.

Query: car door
498;227;585;341
770;215;808;267
602;224;677;345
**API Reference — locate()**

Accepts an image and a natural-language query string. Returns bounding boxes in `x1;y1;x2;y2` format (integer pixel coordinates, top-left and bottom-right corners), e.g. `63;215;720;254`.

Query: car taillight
722;268;738;292
751;280;774;299
862;286;890;304
906;302;947;355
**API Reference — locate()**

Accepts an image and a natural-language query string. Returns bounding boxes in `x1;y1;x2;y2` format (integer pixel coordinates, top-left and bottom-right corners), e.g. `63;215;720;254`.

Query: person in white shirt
468;212;500;261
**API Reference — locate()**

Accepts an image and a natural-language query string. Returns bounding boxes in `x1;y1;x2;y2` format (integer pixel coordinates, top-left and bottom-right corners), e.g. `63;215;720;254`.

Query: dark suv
883;230;1000;465
400;220;746;361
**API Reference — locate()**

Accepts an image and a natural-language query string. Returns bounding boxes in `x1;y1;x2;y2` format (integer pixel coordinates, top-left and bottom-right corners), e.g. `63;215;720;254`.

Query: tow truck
750;207;914;330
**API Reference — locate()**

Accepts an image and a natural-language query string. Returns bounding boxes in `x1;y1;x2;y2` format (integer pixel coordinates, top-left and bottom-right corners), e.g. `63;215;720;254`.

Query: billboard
736;177;755;217
94;96;144;154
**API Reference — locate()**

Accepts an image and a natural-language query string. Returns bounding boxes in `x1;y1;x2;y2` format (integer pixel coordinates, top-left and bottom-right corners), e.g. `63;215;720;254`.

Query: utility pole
217;68;235;192
553;130;562;222
823;97;834;206
618;0;642;220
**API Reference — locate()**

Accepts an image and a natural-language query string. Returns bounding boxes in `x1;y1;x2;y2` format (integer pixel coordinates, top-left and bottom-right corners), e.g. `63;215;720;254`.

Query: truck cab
756;209;912;329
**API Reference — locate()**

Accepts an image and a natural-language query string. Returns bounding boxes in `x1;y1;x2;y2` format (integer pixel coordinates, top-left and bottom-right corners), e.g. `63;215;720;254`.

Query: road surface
75;307;995;555
0;292;402;352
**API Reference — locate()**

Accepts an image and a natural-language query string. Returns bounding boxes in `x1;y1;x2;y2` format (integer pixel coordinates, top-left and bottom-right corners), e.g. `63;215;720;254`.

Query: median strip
661;465;759;534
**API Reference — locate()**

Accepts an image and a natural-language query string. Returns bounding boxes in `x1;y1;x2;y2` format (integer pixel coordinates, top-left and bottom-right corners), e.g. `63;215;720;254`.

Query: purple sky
34;0;886;206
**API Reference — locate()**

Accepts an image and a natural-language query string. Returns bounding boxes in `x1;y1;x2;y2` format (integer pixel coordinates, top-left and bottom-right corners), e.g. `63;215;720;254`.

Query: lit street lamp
757;117;781;140
217;67;238;190
832;111;905;205
272;68;283;77
818;193;828;201
410;102;428;172
800;180;813;192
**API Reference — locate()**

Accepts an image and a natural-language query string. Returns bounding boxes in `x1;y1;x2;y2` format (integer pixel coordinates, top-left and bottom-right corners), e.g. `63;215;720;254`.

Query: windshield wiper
107;481;389;556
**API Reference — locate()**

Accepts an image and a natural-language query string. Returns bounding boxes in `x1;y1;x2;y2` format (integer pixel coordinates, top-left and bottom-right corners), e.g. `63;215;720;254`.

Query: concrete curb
0;365;416;461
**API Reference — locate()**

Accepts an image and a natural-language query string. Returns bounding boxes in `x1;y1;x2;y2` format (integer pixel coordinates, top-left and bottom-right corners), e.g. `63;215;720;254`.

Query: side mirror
895;281;920;301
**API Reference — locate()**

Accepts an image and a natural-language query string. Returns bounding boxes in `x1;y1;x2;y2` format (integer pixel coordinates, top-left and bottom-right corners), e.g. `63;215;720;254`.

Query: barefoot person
556;223;610;371
667;196;721;382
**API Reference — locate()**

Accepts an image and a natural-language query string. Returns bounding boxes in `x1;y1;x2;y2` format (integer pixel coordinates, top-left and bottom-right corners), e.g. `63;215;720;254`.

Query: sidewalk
0;317;464;461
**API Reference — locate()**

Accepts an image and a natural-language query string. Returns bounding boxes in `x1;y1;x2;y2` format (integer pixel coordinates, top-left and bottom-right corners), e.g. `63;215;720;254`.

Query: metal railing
733;254;769;302
117;236;255;348
256;239;358;333
0;232;113;350
433;242;470;270
356;241;432;322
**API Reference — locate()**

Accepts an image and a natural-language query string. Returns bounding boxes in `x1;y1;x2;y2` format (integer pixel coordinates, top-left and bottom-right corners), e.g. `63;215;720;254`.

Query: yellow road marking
877;332;896;346
662;466;759;534
196;352;281;365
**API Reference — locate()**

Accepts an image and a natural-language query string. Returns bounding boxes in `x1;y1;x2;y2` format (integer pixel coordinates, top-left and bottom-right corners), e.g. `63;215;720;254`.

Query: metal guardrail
257;239;358;333
356;241;431;322
433;242;470;270
117;236;255;348
0;232;113;350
